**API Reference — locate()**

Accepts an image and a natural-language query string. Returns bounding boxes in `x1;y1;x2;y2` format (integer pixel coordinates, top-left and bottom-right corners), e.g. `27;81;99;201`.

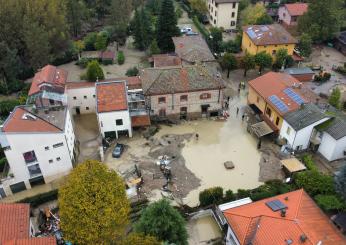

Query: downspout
218;87;220;103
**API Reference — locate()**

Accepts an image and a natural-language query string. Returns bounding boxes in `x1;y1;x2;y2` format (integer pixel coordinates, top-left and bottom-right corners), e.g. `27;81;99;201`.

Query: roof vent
280;209;286;217
285;239;293;245
22;113;37;121
300;234;307;243
284;196;289;201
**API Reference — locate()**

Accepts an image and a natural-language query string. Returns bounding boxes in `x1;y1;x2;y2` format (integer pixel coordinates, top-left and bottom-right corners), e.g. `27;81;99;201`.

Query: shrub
224;190;236;202
95;31;109;51
101;59;113;65
236;189;251;199
126;67;139;76
315;194;345;212
0;157;7;172
17;189;58;207
83;32;97;51
199;187;223;206
0;100;20;119
86;60;105;82
117;51;125;65
301;154;317;171
76;57;92;68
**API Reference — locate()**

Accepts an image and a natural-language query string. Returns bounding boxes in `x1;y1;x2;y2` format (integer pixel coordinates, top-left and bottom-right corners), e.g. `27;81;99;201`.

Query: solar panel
247;30;257;39
265;199;287;212
284;88;304;105
269;95;289;113
260;26;269;31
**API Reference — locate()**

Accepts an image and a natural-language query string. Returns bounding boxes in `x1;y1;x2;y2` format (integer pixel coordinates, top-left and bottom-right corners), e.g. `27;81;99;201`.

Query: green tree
65;0;89;37
241;52;255;77
59;160;130;245
329;87;341;109
156;0;180;52
297;33;312;58
239;0;250;12
220;53;237;78
254;51;273;74
255;14;273;25
86;60;105;82
189;0;208;15
133;8;153;50
134;199;188;245
95;31;109;50
298;0;343;43
125;66;139;76
335;164;346;200
0;42;21;94
145;0;161;15
0;100;21;119
110;0;132;27
84;32;98;51
199;187;224;206
149;40;161;55
241;3;268;25
73;40;85;60
294;170;336;197
117;51;125;65
315;195;345;212
274;48;289;69
209;27;223;54
121;233;161;245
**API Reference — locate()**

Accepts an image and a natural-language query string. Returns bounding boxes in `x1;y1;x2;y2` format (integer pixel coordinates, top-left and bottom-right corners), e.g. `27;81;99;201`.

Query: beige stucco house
206;0;239;30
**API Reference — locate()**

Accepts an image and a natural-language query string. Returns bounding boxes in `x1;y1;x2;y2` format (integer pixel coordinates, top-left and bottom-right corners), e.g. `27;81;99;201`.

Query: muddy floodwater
187;214;222;244
155;112;263;206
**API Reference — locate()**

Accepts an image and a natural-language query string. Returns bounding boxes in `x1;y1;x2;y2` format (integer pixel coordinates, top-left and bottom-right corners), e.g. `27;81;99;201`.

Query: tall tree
329;87;341;109
241;3;269;25
297;33;312;58
189;0;208;15
241;52;255;77
0;42;21;91
274;48;289;69
156;0;180;52
298;0;343;43
149;39;161;55
110;0;132;27
209;27;223;54
254;51;272;74
133;8;153;50
59;160;130;245
65;0;89;37
134;199;188;245
220;53;237;78
86;60;105;82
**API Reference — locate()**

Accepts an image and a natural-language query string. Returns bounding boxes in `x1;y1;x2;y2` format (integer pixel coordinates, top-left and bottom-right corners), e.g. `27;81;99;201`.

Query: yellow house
247;72;307;132
242;24;297;58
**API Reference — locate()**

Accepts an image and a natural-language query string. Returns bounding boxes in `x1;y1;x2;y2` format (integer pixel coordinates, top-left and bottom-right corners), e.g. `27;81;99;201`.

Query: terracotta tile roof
1;107;64;133
223;189;346;245
131;115;151;127
152;54;182;67
243;24;297;46
140;65;225;95
172;35;215;63
284;3;308;16
29;65;67;96
96;81;128;113
99;51;115;60
0;204;30;243
249;72;307;115
66;82;95;89
3;237;56;245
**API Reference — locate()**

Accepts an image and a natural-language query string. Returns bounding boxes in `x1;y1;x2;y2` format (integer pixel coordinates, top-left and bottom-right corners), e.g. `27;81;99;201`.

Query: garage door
10;181;27;194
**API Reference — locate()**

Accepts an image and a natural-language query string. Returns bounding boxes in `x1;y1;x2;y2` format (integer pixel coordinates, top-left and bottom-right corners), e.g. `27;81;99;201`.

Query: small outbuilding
99;50;115;65
280;158;306;175
284;67;315;82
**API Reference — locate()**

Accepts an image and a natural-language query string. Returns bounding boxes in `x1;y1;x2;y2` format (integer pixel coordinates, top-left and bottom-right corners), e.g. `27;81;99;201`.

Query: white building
318;118;346;161
279;104;330;151
96;81;133;138
66;82;96;115
207;0;239;30
0;106;76;197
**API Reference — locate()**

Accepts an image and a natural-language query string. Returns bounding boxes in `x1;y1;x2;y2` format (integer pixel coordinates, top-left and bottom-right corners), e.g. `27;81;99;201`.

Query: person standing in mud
195;133;199;141
236;107;239;116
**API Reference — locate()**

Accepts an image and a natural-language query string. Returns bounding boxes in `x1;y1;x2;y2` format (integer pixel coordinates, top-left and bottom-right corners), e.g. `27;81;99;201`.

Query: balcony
27;164;42;178
128;93;145;103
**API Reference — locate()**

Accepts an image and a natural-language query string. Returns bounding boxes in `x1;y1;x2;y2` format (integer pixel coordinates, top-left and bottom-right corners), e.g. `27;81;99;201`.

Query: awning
249;121;273;138
280;158;307;174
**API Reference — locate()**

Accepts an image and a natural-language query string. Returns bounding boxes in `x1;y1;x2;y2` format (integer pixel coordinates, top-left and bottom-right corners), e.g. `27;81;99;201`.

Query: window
49;159;53;163
275;117;280;126
256;96;260;103
159;109;166;117
180;95;188;102
84;95;87;99
231;12;235;18
232;2;236;8
73;96;77;100
116;119;123;126
215;10;217;16
27;164;42;177
158;97;166;103
266;107;272;117
23;151;37;164
286;127;291;135
49;99;55;105
231;21;236;26
86;107;89;110
272;50;277;55
53;142;63;148
56;157;61;161
200;93;211;100
44;146;49;150
214;19;216;24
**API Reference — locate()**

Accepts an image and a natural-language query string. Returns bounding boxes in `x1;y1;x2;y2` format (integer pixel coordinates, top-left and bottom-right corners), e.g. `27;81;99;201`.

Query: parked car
180;26;192;34
112;143;124;158
186;31;198;36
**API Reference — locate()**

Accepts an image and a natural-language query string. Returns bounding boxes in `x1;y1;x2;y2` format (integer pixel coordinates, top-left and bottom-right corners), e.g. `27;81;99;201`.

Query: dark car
112;143;124;158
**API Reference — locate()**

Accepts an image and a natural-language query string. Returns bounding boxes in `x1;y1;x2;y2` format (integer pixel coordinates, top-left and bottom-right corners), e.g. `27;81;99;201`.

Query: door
201;104;210;115
75;107;80;115
180;107;187;120
10;182;27;194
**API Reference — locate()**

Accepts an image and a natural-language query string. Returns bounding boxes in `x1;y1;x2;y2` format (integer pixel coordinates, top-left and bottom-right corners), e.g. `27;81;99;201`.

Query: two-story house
241;24;297;58
206;0;239;30
140;65;225;120
278;3;308;27
247;72;308;132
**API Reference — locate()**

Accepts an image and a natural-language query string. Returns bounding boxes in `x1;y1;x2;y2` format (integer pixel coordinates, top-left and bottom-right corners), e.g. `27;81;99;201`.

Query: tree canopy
329;87;341;109
189;0;208;15
241;52;255;77
297;33;312;58
134;199;188;245
120;233;161;245
86;60;105;82
59;160;130;245
220;53;238;78
132;8;153;51
241;3;273;25
254;51;272;74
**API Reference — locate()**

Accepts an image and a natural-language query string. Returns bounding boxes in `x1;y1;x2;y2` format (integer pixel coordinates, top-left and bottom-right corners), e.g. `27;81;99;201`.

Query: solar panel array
269;95;289;113
284;88;304;105
265;199;287;212
247;29;257;39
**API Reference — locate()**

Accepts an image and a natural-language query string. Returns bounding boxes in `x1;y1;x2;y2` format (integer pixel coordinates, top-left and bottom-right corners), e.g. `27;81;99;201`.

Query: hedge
192;16;209;40
199;186;223;206
17;189;58;207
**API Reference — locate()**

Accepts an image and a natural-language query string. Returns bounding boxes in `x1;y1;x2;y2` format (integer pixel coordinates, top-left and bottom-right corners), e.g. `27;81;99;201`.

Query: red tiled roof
152;54;182;67
249;72;307;115
285;3;308;16
96;81;128;113
223;189;346;245
3;237;56;245
2;107;62;133
28;65;67;96
0;204;30;243
131;115;151;127
66;82;95;89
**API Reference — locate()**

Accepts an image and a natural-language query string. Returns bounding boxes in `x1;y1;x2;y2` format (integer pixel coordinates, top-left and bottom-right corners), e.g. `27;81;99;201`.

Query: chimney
280;209;286;217
300;234;307;243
